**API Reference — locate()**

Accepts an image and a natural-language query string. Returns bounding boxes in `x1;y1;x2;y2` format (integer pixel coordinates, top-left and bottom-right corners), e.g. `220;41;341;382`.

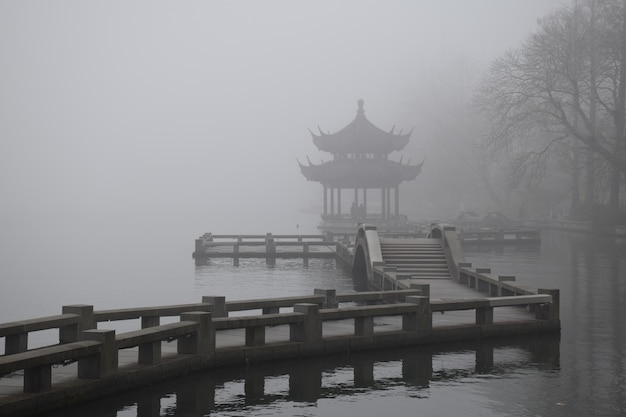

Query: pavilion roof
311;99;413;155
298;157;424;188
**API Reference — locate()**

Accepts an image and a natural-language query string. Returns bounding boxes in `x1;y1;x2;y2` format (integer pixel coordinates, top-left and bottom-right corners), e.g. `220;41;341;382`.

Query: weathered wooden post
78;329;117;378
178;312;214;359
410;283;430;298
138;314;162;365
5;332;27;355
290;303;322;345
202;296;227;318
314;288;337;308
498;275;516;296
23;365;52;393
536;289;560;323
194;238;204;256
355;315;374;336
475;268;491;292
403;296;431;331
266;233;276;255
458;262;472;284
303;242;309;267
60;304;95;343
245;324;266;347
476;306;494;325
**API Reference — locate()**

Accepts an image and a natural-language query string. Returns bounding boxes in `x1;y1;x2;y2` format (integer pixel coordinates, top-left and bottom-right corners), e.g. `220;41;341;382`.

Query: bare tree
475;0;626;222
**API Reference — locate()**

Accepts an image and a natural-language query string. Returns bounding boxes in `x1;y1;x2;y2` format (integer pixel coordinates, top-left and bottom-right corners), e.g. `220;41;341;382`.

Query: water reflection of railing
47;335;560;417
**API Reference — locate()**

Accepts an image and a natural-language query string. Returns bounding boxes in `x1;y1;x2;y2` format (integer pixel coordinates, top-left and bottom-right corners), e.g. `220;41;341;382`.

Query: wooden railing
193;233;340;263
0;287;558;396
459;228;540;243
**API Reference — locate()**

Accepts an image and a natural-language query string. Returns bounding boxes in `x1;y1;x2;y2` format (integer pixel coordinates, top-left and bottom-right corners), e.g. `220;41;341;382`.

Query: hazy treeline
407;0;626;225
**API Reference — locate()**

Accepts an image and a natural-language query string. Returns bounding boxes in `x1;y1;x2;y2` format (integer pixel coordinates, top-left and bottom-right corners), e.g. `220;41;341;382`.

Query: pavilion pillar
381;188;386;219
363;188;367;218
330;188;335;217
386;187;391;219
323;186;328;217
338;188;342;216
395;186;400;217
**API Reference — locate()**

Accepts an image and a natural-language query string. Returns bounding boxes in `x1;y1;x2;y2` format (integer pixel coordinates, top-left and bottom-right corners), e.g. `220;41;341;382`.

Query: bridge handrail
0;314;80;337
226;296;326;312
428;223;548;300
94;303;212;322
430;294;552;312
201;241;335;247
0;290;419;355
0;291;559;395
0;340;102;377
115;321;199;349
200;234;328;241
335;289;421;303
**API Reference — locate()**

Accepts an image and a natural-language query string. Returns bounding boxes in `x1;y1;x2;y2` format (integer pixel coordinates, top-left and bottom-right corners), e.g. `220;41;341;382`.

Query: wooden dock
0;284;559;416
458;227;541;244
193;233;339;265
0;224;560;416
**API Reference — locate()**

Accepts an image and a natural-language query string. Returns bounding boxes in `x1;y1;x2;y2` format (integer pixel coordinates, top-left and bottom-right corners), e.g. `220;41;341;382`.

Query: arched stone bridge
341;223;468;290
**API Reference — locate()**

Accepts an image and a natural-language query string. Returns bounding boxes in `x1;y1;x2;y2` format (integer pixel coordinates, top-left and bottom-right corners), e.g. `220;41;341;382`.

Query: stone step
386;265;449;271
385;258;448;267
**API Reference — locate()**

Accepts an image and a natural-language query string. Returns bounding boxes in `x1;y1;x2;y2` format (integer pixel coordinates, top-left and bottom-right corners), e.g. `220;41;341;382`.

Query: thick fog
1;1;561;241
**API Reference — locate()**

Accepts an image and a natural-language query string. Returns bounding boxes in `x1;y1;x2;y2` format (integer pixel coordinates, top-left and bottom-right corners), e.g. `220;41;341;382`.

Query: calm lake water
2;224;625;416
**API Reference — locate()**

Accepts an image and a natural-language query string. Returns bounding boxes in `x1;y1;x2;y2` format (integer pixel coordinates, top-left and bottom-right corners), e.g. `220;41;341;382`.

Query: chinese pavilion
299;99;423;232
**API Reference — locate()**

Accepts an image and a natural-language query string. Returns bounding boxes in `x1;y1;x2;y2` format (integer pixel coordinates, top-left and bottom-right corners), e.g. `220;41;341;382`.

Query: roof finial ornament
357;99;365;115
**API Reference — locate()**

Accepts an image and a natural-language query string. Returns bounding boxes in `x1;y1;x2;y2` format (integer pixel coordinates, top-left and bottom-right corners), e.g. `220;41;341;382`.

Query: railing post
458;262;472;284
23;365;52;393
410;283;430;298
498;275;516;296
266;233;275;255
536;289;560;322
195;238;204;256
476;307;494;325
245;326;265;346
355;317;374;336
404;296;431;331
78;329;117;378
314;288;337;308
142;315;160;328
475;268;491;292
262;306;279;314
60;304;94;343
290;304;321;344
202;296;227;318
179;312;214;359
138;316;161;365
5;333;28;355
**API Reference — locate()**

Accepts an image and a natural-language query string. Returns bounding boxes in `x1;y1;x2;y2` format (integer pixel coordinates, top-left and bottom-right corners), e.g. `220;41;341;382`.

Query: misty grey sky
0;1;562;233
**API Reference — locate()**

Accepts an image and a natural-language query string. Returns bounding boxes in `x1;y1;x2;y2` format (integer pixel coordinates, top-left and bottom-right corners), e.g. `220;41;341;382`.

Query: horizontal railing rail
200;241;336;247
0;287;558;396
115;321;198;350
0;340;102;378
0;290;421;355
94;303;212;322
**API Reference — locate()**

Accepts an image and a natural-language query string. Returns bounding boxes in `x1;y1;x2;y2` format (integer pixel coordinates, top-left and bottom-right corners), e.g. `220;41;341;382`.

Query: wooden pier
0;224;560;416
457;227;540;244
193;233;340;265
0;287;558;416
